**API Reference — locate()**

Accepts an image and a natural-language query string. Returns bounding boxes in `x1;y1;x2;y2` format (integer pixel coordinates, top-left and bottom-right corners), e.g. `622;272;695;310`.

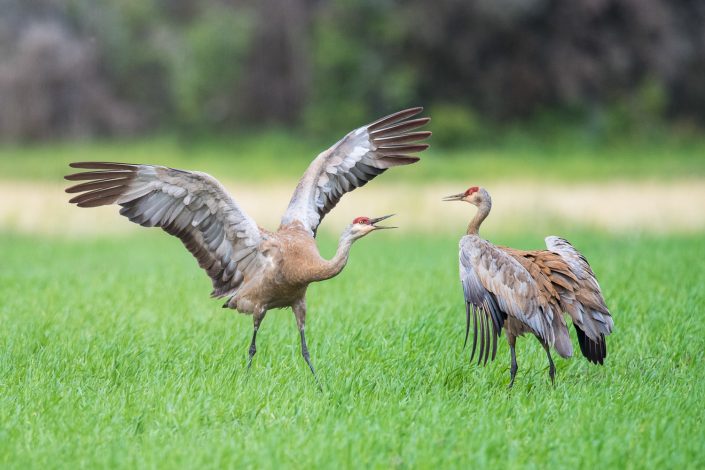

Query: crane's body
65;108;430;381
445;186;614;386
227;222;326;314
225;218;376;313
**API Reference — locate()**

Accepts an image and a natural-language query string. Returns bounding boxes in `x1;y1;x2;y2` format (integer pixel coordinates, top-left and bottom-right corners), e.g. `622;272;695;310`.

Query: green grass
1;229;704;468
1;131;704;183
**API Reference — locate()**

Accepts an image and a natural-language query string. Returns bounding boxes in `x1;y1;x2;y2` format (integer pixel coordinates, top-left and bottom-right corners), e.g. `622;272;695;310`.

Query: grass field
1;131;705;183
1;229;704;468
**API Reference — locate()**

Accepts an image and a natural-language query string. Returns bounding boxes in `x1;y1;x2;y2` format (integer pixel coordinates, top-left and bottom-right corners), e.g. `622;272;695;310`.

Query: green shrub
428;104;485;148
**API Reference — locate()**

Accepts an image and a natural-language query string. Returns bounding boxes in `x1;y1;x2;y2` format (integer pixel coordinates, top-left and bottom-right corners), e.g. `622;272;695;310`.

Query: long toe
508;370;517;389
246;348;256;370
302;356;323;391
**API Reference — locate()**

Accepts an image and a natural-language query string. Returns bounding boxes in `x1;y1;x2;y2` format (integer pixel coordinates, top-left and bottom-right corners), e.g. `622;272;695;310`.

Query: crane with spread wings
65;108;430;381
444;186;614;387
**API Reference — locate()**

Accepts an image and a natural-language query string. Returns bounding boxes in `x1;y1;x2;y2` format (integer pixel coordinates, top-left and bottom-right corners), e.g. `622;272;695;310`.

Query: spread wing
500;247;575;359
545;236;614;364
459;236;556;365
65;162;264;299
281;107;431;235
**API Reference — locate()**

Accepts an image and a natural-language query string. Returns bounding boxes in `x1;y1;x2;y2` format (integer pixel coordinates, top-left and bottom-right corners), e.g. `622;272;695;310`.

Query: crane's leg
293;299;322;390
508;334;518;389
247;310;266;370
542;342;556;386
300;330;316;376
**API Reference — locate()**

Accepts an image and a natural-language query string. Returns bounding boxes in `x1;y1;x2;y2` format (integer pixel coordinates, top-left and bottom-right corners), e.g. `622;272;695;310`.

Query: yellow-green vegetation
1;131;704;183
1;230;703;468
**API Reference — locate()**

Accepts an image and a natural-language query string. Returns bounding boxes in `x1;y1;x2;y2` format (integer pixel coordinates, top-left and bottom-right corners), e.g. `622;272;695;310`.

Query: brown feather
456;188;614;386
69;162;138;170
77;194;125;208
65;177;132;193
377;143;430;153
367;107;423;131
369;117;431;138
65;170;134;181
377;156;420;167
69;185;126;205
372;131;432;145
281;108;429;236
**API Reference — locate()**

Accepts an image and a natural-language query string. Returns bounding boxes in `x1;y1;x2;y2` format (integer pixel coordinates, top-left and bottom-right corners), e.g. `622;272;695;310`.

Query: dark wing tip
65;165;136;202
372;130;432;146
367;107;425;131
69;161;137;170
378;143;430;153
574;325;607;365
65;166;137;184
378;155;421;166
371;117;430;138
367;106;423;128
469;307;478;363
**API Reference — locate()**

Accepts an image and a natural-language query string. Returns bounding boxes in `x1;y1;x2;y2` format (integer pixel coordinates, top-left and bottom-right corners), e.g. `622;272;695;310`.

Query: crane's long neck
467;200;491;235
315;231;355;281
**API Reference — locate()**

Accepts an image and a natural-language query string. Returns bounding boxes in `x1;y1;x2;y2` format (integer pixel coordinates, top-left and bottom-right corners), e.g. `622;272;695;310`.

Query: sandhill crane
443;186;614;387
65;107;430;381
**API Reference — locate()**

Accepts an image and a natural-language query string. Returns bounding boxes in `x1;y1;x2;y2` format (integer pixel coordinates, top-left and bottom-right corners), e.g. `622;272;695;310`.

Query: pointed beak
369;214;396;230
442;192;465;201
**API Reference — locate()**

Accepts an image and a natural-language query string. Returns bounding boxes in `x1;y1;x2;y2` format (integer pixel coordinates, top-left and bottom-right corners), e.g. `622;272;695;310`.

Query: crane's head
442;186;491;207
347;214;396;239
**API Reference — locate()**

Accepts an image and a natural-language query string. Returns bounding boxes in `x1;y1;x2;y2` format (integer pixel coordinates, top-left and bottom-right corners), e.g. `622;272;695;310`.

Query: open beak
369;214;396;230
442;192;465;201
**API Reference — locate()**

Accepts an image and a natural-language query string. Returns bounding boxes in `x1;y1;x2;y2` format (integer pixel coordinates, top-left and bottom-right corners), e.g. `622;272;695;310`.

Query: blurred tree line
0;0;704;141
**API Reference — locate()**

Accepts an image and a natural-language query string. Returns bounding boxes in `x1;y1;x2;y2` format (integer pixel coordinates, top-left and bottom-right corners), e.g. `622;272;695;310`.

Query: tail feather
545;236;613;365
574;325;606;365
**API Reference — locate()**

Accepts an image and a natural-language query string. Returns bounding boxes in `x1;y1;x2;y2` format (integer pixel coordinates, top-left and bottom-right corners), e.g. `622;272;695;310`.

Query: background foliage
1;0;704;141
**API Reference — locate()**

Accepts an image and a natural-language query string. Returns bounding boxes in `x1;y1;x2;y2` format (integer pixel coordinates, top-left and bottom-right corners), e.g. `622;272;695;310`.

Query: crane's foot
246;347;256;370
300;329;322;391
302;349;317;377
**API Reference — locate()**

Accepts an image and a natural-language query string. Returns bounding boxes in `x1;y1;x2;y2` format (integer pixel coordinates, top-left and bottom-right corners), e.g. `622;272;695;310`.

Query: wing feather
281;108;431;235
65;162;264;299
459;236;556;365
545;236;614;364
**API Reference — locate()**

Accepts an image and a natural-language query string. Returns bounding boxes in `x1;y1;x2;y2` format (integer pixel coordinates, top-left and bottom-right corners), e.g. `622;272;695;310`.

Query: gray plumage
66;163;264;298
282;107;430;235
445;186;614;386
65;108;430;383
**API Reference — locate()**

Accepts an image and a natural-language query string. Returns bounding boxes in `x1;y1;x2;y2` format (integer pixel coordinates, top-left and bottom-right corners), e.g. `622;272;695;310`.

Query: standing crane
443;186;614;386
65;108;430;380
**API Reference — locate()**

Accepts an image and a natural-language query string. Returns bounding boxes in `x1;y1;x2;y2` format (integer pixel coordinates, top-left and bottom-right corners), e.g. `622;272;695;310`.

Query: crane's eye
352;216;370;224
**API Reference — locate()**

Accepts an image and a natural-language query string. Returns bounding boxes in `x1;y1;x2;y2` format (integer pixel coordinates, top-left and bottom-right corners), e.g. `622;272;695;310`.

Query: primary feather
281;107;430;236
66;162;264;298
64;107;431;383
